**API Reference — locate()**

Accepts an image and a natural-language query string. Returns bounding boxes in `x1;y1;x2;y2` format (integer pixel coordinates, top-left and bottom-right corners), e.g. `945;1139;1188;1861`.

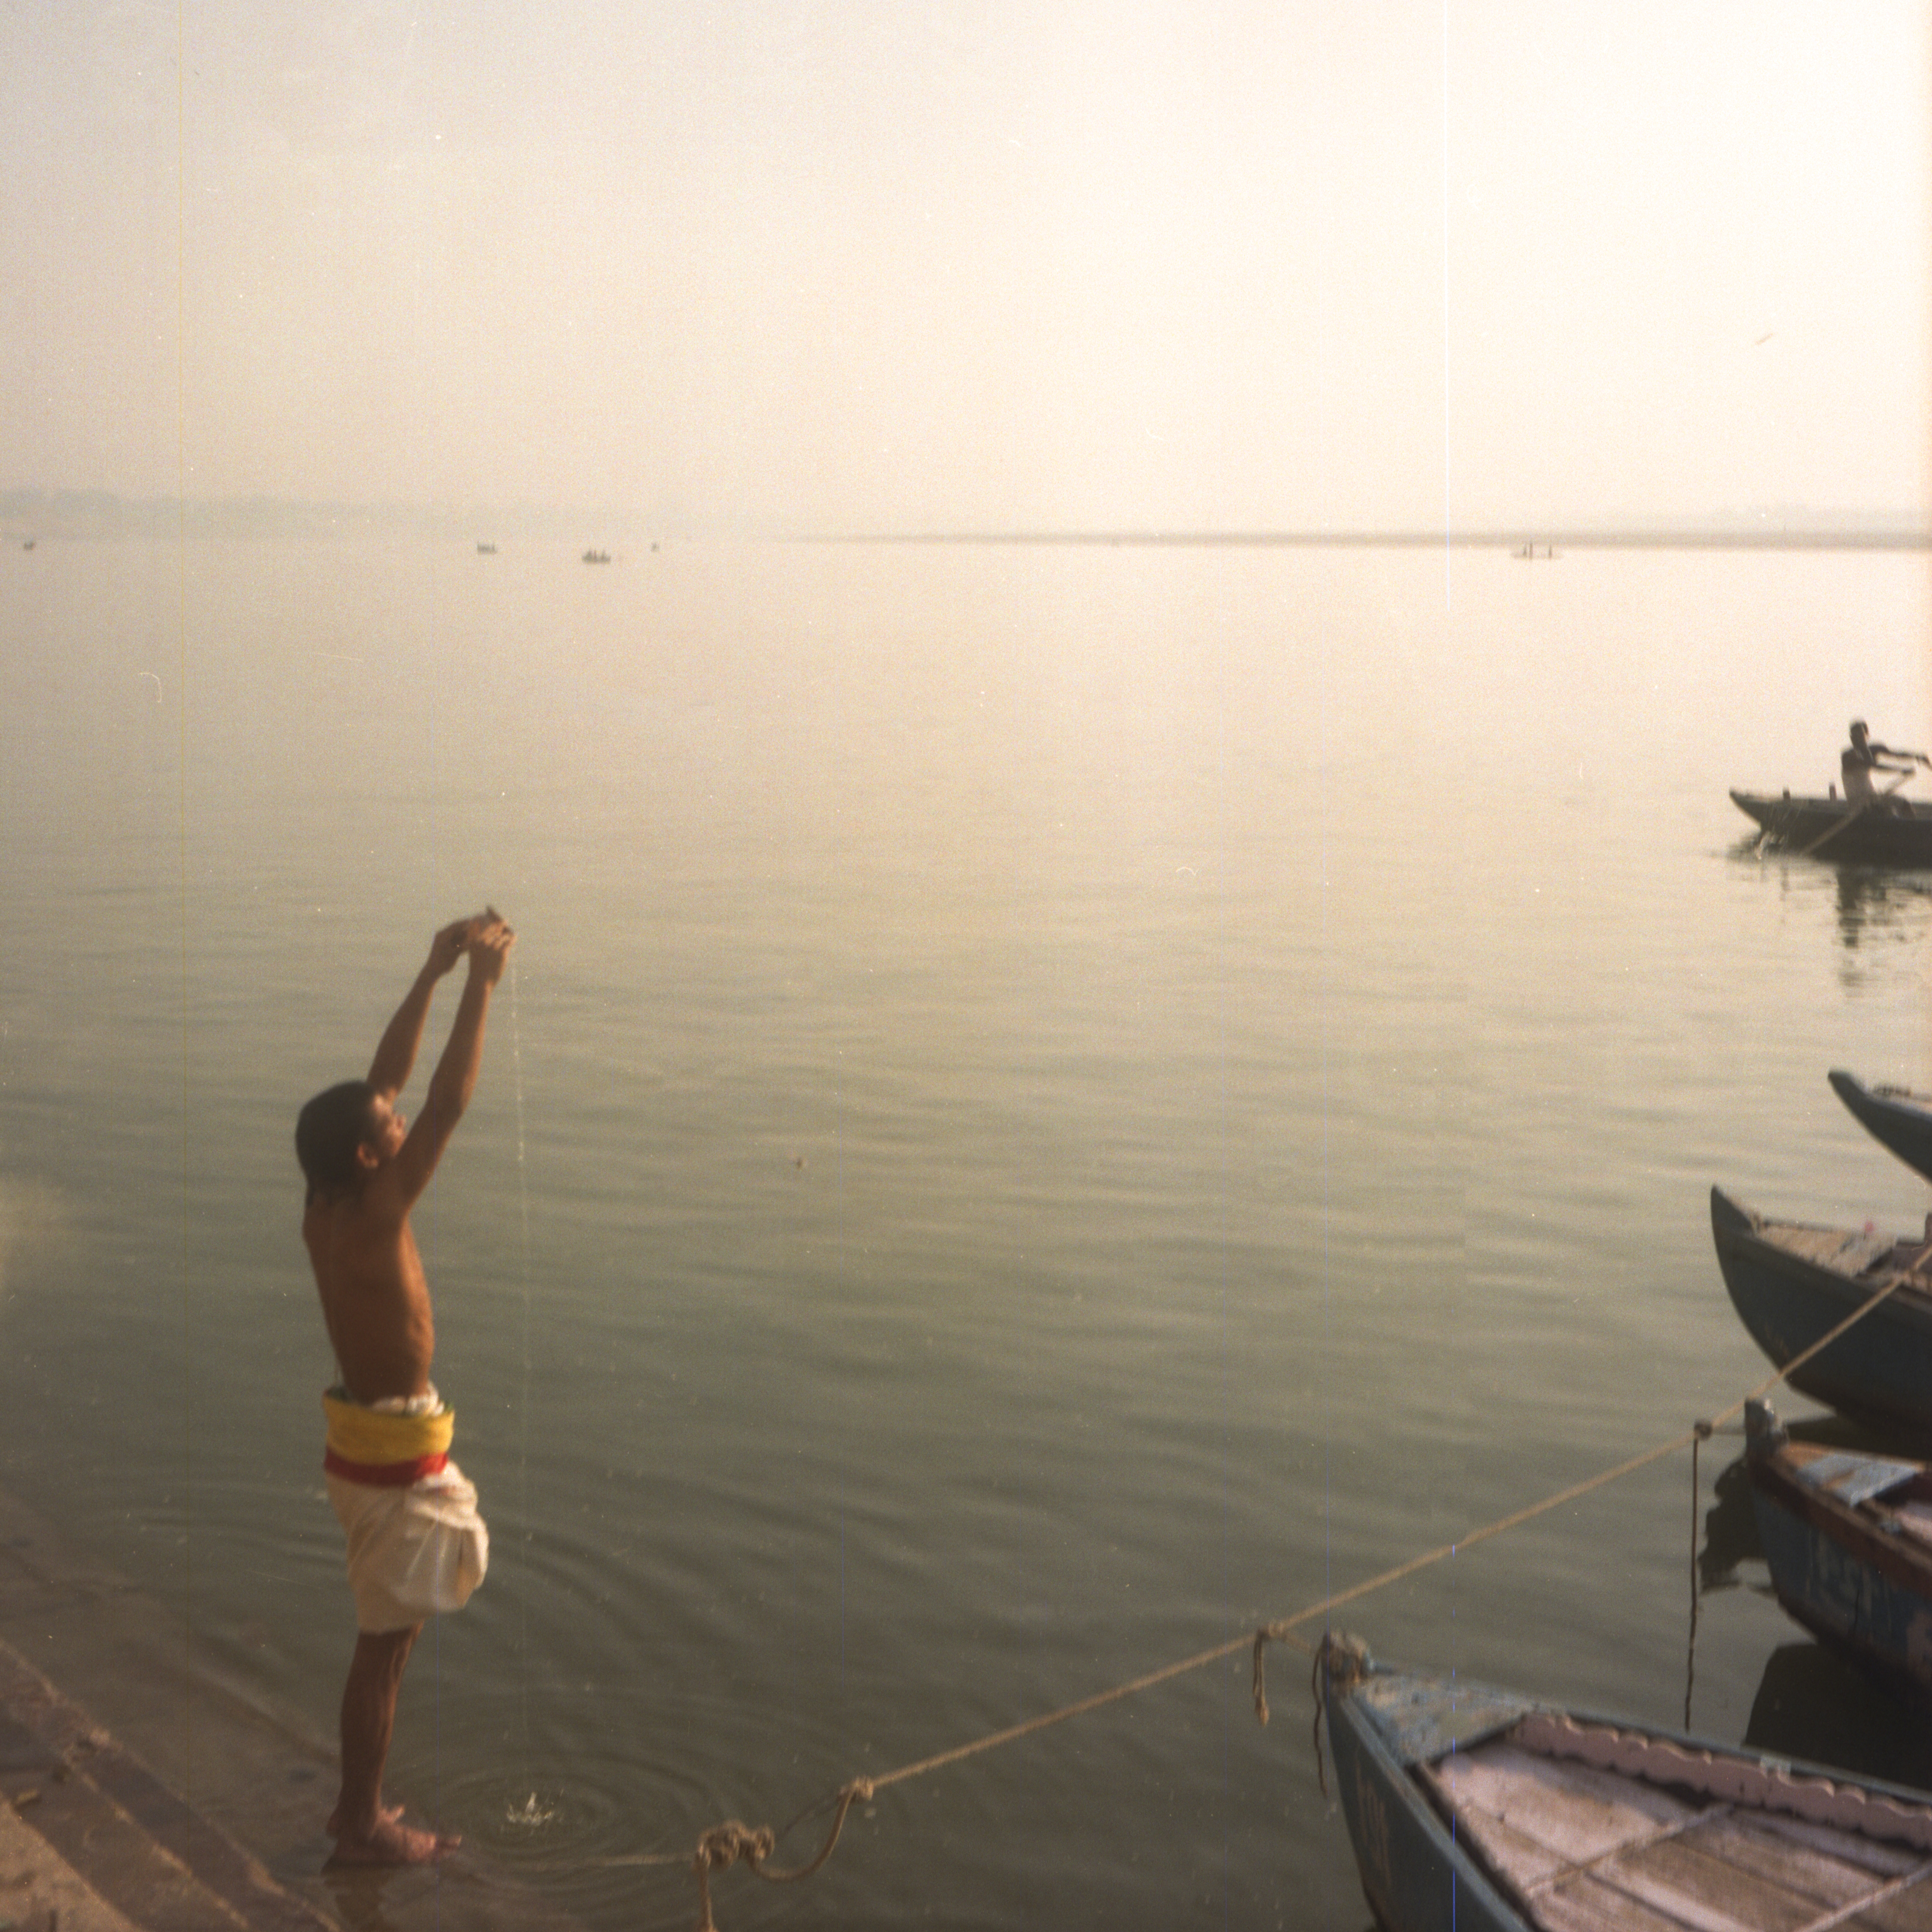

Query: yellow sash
323;1388;455;1464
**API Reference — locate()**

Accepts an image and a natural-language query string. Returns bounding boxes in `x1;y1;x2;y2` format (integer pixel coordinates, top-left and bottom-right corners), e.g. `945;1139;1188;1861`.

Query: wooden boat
1320;1632;1932;1932
1730;789;1932;866
1745;1398;1932;1701
1831;1069;1932;1185
1710;1186;1932;1445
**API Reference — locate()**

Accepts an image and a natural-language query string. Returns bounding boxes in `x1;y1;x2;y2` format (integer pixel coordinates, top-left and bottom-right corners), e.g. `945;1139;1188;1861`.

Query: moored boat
1745;1399;1932;1701
1710;1187;1932;1445
1320;1632;1932;1932
1831;1069;1932;1186
1730;789;1932;865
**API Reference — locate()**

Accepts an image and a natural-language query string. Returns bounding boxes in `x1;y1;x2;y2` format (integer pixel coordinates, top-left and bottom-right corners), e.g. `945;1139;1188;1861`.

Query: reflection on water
1834;864;1932;956
1697;1450;1763;1595
1746;1643;1932;1789
1726;837;1932;973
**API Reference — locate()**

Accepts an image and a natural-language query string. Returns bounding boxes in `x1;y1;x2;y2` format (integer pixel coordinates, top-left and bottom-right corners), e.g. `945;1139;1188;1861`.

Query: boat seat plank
1846;1869;1932;1931
1766;1226;1896;1276
1426;1745;1932;1932
1418;1777;1573;1889
1605;1831;1842;1932
1433;1742;1695;1865
1686;1815;1913;1908
1793;1453;1922;1506
1535;1871;1740;1932
1749;1814;1928;1882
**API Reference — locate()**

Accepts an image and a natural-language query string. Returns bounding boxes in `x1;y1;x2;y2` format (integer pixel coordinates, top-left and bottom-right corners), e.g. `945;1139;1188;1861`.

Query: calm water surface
2;537;1931;1926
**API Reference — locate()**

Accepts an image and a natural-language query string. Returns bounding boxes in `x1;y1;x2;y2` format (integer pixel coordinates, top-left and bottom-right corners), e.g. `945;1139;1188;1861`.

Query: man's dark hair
296;1080;379;1203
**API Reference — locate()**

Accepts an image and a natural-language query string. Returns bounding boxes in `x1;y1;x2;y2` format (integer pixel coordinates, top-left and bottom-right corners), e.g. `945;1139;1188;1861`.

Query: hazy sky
4;1;1927;532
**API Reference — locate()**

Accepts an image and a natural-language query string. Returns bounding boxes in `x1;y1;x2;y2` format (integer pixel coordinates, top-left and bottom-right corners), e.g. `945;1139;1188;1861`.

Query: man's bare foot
328;1815;461;1866
326;1798;404;1836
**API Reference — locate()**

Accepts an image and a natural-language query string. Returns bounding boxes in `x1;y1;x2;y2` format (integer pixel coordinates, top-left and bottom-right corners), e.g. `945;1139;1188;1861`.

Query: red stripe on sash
324;1448;450;1487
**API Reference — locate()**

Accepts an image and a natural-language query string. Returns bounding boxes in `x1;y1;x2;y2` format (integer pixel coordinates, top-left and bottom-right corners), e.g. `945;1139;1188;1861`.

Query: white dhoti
323;1384;489;1634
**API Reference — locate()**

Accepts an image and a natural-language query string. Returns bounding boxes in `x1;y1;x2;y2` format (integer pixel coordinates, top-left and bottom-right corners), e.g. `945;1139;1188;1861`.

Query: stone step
0;1485;594;1932
0;1637;331;1931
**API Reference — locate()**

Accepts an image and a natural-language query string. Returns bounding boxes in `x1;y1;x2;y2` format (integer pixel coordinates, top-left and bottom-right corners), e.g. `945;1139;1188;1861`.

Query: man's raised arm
367;918;478;1099
389;913;516;1204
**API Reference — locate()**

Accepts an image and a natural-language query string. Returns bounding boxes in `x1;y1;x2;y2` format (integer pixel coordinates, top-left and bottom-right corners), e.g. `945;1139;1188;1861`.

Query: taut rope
647;1263;1915;1926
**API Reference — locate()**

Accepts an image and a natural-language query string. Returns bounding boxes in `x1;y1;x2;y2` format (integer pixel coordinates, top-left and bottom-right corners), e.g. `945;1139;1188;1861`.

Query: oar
1795;768;1916;859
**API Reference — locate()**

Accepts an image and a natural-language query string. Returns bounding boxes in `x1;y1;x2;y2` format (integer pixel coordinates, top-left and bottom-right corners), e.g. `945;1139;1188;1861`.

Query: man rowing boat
1841;720;1925;805
294;909;514;1864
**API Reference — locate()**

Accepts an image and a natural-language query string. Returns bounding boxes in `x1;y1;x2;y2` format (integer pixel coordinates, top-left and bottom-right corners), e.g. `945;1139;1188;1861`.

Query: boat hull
1710;1187;1932;1445
1322;1640;1932;1932
1730;789;1932;865
1831;1068;1932;1185
1322;1657;1544;1932
1745;1406;1932;1699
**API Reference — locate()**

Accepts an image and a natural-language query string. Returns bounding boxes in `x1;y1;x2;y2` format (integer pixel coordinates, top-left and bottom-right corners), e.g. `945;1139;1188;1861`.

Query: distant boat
1745;1399;1932;1700
476;542;497;555
1710;1186;1932;1445
1322;1634;1932;1932
1511;543;1559;559
582;549;611;564
1830;1069;1932;1184
1730;789;1932;865
21;538;34;551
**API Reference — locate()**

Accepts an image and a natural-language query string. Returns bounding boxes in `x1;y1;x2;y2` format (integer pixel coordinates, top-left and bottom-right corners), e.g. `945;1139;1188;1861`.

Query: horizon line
802;527;1932;550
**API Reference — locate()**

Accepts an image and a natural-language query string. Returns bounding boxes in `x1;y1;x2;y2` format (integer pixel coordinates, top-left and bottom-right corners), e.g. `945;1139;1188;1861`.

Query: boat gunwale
1328;1657;1932;1932
1712;1189;1932;1328
1829;1068;1932;1187
1326;1662;1537;1932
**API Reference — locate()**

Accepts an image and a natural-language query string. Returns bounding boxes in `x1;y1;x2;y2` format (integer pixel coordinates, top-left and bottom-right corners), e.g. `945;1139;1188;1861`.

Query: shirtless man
1842;720;1924;806
294;909;515;1864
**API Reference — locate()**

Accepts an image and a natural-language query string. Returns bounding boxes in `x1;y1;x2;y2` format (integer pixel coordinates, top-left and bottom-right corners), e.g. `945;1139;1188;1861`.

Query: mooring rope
1683;1418;1712;1728
645;1262;1915;1927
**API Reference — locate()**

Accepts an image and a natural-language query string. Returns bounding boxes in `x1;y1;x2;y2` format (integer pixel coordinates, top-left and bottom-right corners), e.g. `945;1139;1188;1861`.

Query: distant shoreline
2;490;1927;551
811;529;1932;551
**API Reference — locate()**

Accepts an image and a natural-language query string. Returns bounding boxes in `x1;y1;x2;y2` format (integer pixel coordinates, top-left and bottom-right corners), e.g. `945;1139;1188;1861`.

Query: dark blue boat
1320;1634;1932;1931
1731;789;1932;866
1710;1186;1932;1446
1745;1399;1932;1701
1831;1068;1932;1186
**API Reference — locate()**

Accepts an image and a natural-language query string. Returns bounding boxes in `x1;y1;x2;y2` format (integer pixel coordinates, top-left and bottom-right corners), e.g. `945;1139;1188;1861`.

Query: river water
2;535;1931;1927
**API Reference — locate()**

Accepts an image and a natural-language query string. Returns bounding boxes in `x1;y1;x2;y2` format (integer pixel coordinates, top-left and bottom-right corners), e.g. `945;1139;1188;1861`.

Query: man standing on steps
294;909;515;1865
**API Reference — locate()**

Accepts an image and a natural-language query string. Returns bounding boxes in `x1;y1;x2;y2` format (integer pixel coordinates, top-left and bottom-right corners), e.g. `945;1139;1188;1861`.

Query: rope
1684;1418;1711;1728
687;1781;876;1930
662;1261;1915;1927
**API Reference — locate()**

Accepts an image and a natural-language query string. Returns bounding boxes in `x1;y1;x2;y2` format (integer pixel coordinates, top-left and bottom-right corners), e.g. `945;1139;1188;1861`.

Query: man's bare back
295;909;514;1866
304;1099;437;1404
